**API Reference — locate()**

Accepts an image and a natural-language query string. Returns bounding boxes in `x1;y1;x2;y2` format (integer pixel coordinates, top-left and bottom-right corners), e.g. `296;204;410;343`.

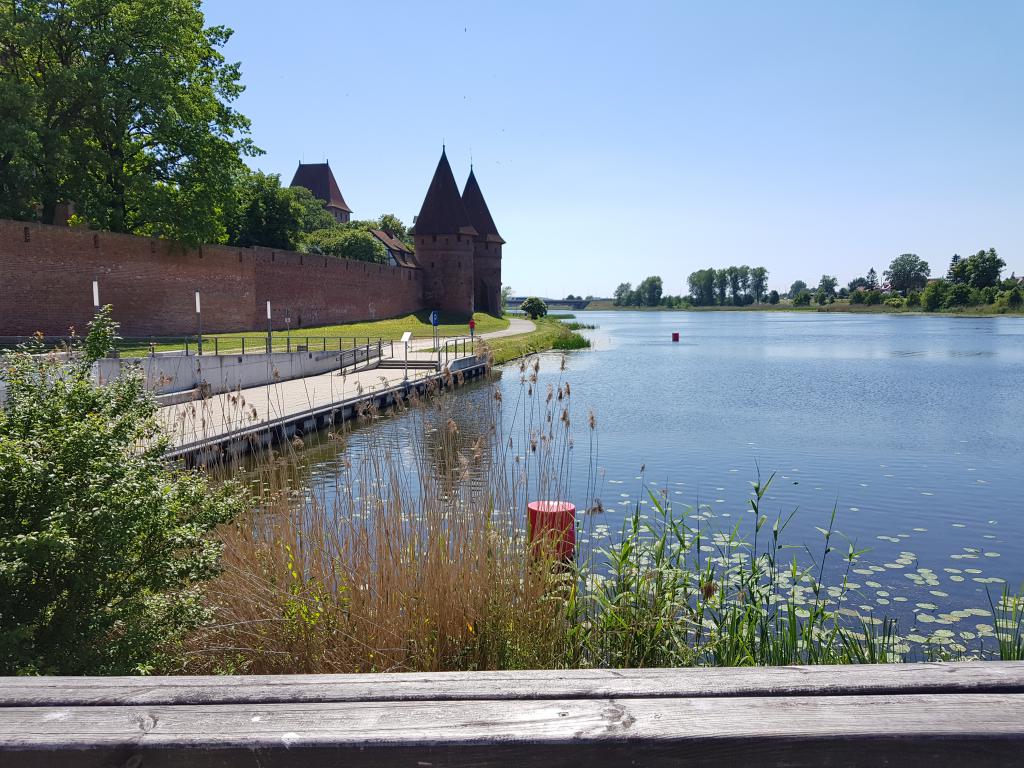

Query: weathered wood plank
2;693;1024;767
3;662;1023;706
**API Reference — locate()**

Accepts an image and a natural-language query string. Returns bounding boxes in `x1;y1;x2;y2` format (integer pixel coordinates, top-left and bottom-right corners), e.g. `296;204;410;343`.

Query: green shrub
863;290;882;306
920;280;947;311
905;291;921;307
0;308;246;674
792;291;811;307
849;291;865;305
944;283;973;307
519;297;548;319
1009;287;1023;309
768;290;780;305
884;296;905;308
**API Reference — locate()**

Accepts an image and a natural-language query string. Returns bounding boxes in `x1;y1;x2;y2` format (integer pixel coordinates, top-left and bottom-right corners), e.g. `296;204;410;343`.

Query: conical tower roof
462;168;505;245
414;149;477;237
290;162;352;213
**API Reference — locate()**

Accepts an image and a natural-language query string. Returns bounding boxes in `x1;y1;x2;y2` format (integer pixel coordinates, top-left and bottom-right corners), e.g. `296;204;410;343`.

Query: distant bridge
508;296;596;310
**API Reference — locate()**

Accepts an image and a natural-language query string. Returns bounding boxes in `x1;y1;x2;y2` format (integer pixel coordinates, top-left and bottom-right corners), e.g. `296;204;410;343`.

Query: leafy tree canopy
0;0;258;244
305;227;387;264
885;254;931;294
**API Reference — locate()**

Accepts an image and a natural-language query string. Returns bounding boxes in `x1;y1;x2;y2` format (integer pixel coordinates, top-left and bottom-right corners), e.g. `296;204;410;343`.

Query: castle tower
290;161;352;223
461;167;504;315
414;149;477;315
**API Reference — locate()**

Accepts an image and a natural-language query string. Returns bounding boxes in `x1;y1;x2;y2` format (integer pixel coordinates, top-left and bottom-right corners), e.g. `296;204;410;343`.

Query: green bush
920;280;947;311
519;297;548;319
884;296;905;308
0;308;246;674
849;290;865;305
768;290;780;305
863;290;882;306
1008;287;1023;309
792;291;811;307
944;283;973;308
905;291;921;307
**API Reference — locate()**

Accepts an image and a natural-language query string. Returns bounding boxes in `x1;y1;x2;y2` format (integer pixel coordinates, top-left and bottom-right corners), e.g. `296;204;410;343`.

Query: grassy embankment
484;317;590;365
119;311;508;355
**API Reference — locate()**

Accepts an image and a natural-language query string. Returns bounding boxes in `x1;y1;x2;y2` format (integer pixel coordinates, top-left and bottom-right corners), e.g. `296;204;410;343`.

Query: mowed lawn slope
120;312;508;355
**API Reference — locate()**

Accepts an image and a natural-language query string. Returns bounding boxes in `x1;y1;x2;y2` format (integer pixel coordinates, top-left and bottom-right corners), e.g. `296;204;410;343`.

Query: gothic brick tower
414;149;478;315
462;167;504;315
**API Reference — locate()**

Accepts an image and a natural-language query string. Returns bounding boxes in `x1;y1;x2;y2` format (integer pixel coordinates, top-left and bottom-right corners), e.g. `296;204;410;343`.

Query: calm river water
289;310;1024;648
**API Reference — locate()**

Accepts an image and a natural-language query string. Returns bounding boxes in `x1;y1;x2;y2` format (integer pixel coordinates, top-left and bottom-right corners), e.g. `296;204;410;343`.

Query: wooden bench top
3;662;1024;766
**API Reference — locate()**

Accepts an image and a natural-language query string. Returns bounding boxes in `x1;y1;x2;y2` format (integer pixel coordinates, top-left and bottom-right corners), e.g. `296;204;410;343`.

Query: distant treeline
686;266;773;306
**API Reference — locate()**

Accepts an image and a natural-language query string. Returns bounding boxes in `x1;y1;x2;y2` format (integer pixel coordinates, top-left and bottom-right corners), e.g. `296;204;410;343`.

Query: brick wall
0;219;424;337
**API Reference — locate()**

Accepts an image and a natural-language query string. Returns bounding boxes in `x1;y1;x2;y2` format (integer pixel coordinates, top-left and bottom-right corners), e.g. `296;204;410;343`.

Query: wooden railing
2;662;1024;766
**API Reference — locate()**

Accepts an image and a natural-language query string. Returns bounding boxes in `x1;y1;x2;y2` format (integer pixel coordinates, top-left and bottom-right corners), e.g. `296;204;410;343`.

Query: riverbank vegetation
484;318;590;365
0;310;245;674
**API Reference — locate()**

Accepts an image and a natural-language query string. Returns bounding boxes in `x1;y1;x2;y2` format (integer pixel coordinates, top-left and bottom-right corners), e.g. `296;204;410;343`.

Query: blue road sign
430;310;439;327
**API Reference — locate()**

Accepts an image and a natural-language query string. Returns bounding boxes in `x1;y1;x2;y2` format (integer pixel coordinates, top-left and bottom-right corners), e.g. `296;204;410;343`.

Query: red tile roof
370;229;419;268
462;168;505;245
289;162;352;214
414;150;477;237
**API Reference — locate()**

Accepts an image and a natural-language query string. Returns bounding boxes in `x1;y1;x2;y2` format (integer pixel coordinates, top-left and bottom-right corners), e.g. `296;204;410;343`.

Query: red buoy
672;332;680;342
527;501;576;561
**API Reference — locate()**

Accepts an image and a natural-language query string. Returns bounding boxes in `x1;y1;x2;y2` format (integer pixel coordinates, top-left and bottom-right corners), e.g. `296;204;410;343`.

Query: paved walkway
159;318;536;450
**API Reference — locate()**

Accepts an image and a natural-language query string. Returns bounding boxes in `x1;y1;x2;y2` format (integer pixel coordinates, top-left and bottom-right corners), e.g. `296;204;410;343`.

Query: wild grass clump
564;475;902;667
193;360;577;673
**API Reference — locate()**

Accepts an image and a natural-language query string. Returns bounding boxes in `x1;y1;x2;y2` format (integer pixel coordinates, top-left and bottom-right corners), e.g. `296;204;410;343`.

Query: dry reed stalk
189;357;582;674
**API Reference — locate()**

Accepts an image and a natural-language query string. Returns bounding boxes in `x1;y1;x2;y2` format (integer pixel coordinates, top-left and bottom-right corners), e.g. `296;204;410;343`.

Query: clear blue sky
203;0;1023;297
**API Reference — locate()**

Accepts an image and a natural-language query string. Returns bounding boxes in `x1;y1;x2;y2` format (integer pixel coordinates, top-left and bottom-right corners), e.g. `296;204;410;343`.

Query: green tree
848;276;868;291
687;269;716;306
958;249;1005;289
817;275;838;297
0;308;245;674
793;290;811;307
613;283;632;306
768;289;780;305
885;254;931;295
726;266;741;305
377;213;408;239
519;297;548;319
501;285;514;308
944;283;973;307
1;0;258;243
920;280;946;311
947;254;962;282
305;227;387;263
865;268;878;290
637;275;663;307
225;171;332;250
737;265;751;297
788;280;808;298
714;269;729;306
749;267;768;303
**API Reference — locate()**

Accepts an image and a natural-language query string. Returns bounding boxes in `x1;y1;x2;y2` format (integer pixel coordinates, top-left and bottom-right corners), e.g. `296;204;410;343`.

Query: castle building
462;166;504;315
414;149;503;316
289;161;352;223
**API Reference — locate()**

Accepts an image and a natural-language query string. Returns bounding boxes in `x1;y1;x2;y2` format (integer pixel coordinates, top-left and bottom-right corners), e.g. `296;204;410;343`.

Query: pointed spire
462;167;505;244
290;162;351;214
415;148;477;237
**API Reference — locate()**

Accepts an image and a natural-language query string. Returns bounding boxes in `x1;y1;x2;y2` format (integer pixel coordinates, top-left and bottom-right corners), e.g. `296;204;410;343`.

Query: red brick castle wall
0;219;424;337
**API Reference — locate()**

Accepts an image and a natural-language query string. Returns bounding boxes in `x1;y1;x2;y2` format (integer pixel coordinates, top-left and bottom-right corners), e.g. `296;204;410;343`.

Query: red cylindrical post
672;332;680;342
527;501;576;561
